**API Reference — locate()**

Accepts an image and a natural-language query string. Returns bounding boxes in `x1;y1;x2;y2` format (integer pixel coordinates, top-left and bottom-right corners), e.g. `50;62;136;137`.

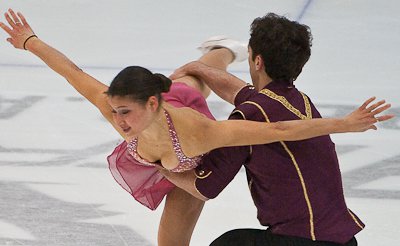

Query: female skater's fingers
365;100;385;112
8;9;21;26
4;12;17;28
375;114;395;123
369;103;391;116
0;21;13;36
359;97;376;110
17;12;29;28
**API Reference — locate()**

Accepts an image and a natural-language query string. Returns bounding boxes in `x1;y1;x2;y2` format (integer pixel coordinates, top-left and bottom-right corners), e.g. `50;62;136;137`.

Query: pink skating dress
107;82;215;210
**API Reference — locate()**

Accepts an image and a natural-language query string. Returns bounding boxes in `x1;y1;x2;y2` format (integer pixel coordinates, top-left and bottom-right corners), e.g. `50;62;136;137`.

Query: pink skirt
107;82;215;210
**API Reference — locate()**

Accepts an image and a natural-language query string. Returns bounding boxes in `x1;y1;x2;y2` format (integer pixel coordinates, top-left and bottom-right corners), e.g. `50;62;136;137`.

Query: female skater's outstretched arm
0;9;125;137
2;9;395;158
176;95;393;157
1;10;395;156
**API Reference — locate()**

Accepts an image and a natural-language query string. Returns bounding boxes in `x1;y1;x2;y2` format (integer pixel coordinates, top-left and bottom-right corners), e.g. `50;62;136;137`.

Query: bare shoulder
166;105;212;123
166;106;217;155
169;107;215;134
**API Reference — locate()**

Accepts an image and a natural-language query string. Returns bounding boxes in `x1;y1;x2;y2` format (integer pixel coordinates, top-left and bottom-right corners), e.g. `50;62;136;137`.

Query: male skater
162;13;380;245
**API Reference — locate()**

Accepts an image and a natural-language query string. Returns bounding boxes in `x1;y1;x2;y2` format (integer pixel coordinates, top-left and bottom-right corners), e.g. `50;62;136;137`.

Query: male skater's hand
170;61;203;80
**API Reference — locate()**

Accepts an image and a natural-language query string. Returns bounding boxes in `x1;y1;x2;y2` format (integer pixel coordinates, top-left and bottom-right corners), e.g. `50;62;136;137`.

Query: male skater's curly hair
249;13;313;82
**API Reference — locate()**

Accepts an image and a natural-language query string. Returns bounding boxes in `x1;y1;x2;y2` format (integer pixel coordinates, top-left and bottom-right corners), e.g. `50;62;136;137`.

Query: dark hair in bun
154;73;172;93
106;66;172;104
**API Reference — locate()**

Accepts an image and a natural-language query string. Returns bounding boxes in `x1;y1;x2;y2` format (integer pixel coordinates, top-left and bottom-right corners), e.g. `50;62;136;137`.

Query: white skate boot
198;35;248;63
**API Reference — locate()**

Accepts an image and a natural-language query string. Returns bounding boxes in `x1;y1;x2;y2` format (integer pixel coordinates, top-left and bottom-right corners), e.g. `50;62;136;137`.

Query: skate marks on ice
315;104;400;199
0;181;152;246
0;94;152;245
0;96;44;120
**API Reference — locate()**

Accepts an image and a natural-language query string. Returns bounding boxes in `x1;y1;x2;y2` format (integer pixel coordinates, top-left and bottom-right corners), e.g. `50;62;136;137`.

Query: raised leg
172;47;234;98
172;36;247;99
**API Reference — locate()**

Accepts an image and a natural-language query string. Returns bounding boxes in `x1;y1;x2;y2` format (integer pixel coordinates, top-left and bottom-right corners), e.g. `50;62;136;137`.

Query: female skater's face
108;96;156;138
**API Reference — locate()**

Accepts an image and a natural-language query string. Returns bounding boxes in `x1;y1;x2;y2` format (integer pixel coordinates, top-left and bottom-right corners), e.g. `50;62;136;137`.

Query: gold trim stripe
280;141;315;240
242;100;316;240
195;170;212;179
348;209;365;229
259;89;312;120
301;92;312;119
194;178;205;196
258;90;363;234
231;109;252;155
248;179;253;192
231;109;247;120
241;102;271;121
232;108;254;191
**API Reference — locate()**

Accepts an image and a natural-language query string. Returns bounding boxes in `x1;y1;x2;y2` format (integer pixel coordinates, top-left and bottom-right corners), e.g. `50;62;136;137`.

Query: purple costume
107;82;215;210
195;82;364;244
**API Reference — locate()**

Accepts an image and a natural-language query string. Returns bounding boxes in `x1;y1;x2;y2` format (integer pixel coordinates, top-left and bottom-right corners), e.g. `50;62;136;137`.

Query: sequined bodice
127;108;203;173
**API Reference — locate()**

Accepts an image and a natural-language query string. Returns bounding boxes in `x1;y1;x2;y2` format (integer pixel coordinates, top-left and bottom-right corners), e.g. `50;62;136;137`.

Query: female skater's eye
120;110;130;115
111;109;130;115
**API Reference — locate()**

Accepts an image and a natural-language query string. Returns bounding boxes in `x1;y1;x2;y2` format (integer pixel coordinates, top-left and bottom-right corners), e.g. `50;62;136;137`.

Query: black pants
210;229;357;246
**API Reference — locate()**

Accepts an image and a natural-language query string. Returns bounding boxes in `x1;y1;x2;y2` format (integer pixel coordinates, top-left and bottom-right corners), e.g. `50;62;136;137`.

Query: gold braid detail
259;89;312;120
301;92;313;119
241;100;316;241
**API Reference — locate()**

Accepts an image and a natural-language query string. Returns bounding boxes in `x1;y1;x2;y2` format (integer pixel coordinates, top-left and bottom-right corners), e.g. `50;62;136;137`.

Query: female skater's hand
342;97;394;132
0;9;36;50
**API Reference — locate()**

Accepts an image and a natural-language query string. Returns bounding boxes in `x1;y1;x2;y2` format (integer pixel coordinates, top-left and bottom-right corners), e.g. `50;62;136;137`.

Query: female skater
0;9;393;246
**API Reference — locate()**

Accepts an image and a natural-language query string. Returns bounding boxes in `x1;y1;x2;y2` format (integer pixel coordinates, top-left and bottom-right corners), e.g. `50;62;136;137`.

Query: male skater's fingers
169;61;199;80
169;70;181;80
170;67;188;80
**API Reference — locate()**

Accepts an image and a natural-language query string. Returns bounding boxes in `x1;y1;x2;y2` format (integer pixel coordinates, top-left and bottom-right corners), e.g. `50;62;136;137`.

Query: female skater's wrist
23;35;39;51
335;118;349;133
